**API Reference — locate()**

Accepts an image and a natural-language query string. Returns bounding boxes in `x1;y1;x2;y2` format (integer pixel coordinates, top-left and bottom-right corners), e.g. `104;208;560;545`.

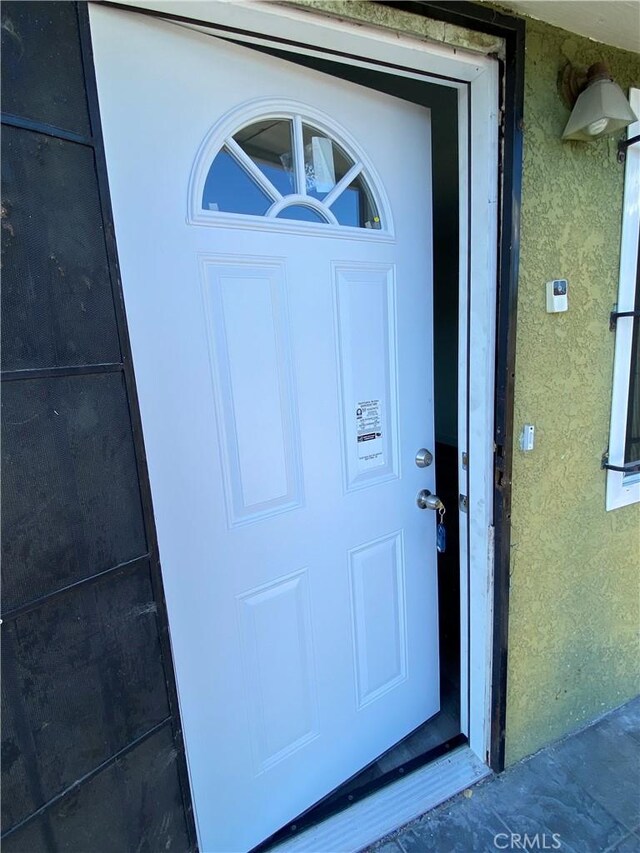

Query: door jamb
409;2;525;771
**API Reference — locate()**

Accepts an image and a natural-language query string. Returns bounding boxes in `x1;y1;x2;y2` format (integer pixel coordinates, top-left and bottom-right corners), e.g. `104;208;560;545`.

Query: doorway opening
90;2;506;849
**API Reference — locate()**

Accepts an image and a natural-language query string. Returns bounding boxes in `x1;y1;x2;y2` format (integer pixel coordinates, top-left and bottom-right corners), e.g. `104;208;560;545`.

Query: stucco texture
291;0;503;54
506;17;640;763
291;1;640;763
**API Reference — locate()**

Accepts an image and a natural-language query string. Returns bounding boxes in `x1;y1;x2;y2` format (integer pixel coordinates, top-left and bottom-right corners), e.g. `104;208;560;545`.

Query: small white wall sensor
546;279;568;313
520;424;535;451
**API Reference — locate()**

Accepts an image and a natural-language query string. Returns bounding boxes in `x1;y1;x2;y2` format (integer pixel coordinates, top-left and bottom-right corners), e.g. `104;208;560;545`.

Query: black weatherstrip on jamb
403;1;526;771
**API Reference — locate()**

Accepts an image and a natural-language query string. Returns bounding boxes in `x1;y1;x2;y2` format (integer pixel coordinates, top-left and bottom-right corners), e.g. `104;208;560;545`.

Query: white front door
91;7;440;851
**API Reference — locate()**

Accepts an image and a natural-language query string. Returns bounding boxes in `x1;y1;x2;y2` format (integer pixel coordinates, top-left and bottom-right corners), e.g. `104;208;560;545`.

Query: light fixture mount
560;61;611;109
560;60;638;143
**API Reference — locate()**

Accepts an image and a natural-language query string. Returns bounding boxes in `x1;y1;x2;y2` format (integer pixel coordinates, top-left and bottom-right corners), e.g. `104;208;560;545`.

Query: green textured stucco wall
290;2;640;763
505;16;640;763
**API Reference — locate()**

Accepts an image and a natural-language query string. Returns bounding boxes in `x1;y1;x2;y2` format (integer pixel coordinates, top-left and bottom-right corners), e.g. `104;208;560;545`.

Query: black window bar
602;453;640;474
610;308;640;331
617;133;640;165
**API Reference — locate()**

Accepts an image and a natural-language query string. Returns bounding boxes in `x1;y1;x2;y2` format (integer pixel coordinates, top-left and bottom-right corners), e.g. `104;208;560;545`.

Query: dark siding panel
1;817;52;853
1;126;121;372
1;562;171;831
0;671;41;839
2;727;190;853
1;374;147;613
51;727;190;853
1;2;195;846
1;2;91;136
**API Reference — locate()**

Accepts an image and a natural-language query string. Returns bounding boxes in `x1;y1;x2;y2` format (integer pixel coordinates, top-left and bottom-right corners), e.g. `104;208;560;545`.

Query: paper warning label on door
356;400;384;470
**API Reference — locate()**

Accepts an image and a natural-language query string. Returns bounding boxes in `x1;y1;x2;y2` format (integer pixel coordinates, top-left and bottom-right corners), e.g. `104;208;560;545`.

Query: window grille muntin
194;107;387;234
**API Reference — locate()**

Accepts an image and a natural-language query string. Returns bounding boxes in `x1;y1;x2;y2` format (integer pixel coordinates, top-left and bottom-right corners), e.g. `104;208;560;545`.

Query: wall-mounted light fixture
560;61;637;142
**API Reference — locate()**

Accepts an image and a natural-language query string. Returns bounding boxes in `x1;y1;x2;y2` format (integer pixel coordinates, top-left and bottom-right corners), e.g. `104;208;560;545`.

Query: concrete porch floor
367;696;640;853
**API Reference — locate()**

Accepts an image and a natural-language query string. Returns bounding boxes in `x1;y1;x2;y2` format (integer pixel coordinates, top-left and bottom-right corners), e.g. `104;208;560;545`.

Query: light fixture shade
562;76;638;142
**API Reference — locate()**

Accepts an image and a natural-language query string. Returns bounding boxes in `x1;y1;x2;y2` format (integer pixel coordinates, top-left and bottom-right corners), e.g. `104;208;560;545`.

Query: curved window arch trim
268;195;338;225
187;97;394;237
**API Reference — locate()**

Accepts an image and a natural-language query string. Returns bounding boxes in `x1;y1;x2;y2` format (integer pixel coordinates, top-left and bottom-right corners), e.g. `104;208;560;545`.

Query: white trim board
272;747;492;853
101;0;497;82
606;87;640;511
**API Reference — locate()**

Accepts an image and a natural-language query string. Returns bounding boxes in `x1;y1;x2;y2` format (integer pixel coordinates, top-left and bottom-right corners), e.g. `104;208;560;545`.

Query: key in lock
416;489;444;511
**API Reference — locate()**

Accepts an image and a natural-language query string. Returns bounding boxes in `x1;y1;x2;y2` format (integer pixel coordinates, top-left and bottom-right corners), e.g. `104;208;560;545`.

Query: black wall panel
1;2;91;136
2;562;170;829
0;817;51;853
2;727;190;853
1;3;196;849
1;127;121;372
2;374;146;611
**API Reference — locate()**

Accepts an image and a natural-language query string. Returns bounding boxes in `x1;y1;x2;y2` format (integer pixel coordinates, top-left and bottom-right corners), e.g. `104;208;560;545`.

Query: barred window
606;87;640;510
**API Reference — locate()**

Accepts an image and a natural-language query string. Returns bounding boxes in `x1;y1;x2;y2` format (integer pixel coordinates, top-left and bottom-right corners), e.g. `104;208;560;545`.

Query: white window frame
606;87;640;511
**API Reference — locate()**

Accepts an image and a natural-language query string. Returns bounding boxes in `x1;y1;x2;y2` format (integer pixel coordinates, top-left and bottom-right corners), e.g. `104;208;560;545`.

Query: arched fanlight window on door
201;114;383;230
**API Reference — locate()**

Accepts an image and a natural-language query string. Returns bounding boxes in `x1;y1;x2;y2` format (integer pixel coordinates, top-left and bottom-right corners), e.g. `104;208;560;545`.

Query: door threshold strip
270;746;491;853
257;733;467;851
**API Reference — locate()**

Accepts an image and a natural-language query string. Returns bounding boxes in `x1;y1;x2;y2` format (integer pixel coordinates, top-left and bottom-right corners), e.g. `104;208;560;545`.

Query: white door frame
94;0;500;831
